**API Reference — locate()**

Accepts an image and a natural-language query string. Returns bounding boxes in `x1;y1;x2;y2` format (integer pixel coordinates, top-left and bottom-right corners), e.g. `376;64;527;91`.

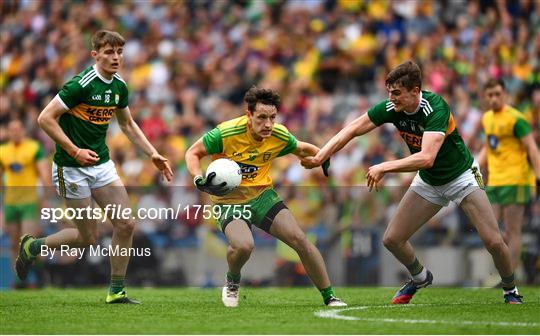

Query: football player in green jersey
185;86;345;307
16;30;173;304
303;61;522;304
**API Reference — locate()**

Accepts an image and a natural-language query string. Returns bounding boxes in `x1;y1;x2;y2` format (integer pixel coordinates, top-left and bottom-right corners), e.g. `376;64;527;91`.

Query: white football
206;158;242;193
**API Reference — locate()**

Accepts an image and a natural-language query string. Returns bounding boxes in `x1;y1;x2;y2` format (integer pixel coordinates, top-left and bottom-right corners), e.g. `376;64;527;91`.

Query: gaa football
206;158;242;193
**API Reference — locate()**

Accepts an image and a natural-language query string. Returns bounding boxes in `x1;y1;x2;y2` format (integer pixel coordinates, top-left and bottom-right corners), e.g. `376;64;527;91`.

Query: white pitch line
314;305;540;328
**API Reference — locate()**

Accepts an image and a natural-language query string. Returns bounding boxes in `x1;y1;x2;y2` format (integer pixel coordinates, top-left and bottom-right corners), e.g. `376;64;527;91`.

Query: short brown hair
385;61;422;91
91;30;125;51
483;78;505;91
244;86;280;113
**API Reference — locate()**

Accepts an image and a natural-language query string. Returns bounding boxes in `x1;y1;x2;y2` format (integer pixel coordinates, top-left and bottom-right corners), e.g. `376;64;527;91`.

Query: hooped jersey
54;64;129;167
0;139;45;204
202;116;297;204
482;105;534;186
368;91;473;186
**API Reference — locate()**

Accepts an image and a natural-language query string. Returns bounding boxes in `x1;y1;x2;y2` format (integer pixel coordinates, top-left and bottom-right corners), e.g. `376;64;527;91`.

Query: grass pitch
0;287;538;334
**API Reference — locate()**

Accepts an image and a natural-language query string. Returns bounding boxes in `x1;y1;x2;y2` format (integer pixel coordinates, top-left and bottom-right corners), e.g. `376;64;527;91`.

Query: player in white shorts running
15;30;173;304
302;61;522;304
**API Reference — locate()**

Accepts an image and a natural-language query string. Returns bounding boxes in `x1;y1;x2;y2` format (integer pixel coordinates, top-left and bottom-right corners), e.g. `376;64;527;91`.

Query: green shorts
486;185;534;205
4;203;39;223
215;189;287;233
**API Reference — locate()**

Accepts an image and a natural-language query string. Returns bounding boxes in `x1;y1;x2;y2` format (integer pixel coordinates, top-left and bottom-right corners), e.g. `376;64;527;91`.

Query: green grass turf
0;287;539;334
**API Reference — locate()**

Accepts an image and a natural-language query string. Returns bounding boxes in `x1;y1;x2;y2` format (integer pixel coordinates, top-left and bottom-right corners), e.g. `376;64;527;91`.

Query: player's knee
382;234;402;250
289;232;310;252
233;241;254;256
114;219;136;238
484;236;506;254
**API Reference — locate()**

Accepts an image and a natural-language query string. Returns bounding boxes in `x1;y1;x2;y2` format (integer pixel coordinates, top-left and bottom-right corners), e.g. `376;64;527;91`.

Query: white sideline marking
314;304;540;327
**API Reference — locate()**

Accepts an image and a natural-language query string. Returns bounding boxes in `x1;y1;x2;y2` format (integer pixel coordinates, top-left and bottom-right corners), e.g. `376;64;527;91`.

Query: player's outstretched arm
294;141;331;177
38;99;99;166
293;141;319;158
116;107;173;181
301;113;377;169
366;132;444;191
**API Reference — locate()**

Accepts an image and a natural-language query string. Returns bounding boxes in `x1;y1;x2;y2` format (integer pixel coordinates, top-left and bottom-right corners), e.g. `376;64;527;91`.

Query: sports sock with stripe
320;286;335;303
226;271;241;284
406;257;427;283
109;275;125;294
501;273;516;293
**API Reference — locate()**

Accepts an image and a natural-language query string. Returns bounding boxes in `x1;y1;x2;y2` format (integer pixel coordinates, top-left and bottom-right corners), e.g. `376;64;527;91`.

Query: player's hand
194;172;229;196
73;148;99;166
301;156;322;169
151;153;173;182
366;163;386;192
321;158;331;177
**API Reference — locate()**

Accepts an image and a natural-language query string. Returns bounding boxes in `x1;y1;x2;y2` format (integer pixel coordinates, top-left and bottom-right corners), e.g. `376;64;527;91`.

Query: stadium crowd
1;0;539;287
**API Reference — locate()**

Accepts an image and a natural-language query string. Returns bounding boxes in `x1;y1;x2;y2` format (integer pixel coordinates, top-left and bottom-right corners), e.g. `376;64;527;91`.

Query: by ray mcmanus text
40;245;152;260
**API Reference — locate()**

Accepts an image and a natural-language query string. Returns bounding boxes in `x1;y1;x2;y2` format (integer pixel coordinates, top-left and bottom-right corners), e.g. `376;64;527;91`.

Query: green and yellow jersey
55;64;129;167
482;105;535;187
368;90;473;186
0;139;45;205
202;116;297;204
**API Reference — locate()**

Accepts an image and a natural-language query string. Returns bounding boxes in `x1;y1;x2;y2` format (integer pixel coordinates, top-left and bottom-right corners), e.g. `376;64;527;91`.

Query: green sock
28;238;45;256
320;286;335;303
109;275;125;294
501;274;515;290
406;257;423;276
226;271;241;284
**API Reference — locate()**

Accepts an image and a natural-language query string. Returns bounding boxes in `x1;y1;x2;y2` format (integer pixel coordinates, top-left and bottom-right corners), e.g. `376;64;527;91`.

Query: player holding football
479;78;540;274
302;61;523;304
15;30;173;303
185;86;346;307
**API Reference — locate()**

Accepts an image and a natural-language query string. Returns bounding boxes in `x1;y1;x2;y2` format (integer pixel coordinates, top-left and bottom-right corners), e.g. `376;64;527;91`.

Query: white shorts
410;164;484;207
52;160;120;199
